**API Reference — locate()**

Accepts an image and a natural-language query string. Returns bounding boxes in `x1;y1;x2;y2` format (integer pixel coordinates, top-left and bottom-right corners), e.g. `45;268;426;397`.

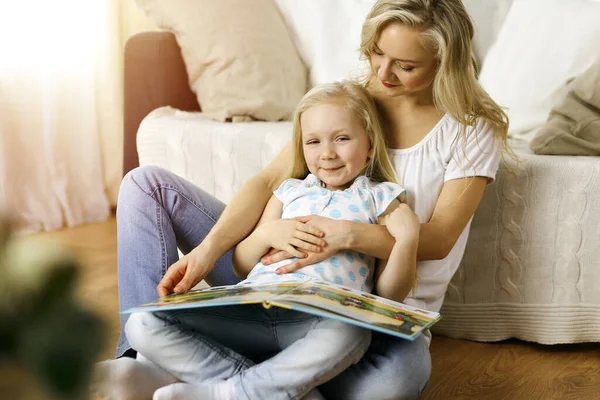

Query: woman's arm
232;196;283;278
419;176;488;258
271;176;488;274
157;142;293;295
349;176;488;260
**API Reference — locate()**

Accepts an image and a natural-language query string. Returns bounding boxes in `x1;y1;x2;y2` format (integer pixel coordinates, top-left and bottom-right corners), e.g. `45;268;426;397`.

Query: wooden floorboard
23;216;600;399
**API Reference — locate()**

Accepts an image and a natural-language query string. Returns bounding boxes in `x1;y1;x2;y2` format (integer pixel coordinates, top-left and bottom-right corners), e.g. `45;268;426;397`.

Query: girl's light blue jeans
125;306;370;400
116;166;432;400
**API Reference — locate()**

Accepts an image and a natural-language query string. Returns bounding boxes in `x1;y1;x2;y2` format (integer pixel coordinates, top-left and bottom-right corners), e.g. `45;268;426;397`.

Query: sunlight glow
0;1;107;74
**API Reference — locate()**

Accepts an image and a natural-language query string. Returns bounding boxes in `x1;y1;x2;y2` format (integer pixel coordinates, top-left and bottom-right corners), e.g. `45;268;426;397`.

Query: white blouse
387;114;501;314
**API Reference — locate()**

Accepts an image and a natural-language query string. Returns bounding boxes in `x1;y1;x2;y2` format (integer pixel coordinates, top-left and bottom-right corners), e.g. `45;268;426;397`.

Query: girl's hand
273;246;338;274
260;247;293;264
385;204;420;243
263;215;350;274
259;219;326;259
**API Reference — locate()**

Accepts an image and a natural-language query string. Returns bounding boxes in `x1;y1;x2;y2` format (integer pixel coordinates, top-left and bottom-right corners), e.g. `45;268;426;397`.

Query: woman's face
369;23;438;99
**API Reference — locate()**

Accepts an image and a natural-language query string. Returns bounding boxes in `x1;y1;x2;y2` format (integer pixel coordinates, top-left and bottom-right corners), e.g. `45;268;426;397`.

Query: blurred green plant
0;221;106;399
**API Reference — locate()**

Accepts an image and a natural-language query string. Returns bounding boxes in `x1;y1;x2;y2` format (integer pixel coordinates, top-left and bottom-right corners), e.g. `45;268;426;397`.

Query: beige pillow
136;0;307;122
530;59;600;156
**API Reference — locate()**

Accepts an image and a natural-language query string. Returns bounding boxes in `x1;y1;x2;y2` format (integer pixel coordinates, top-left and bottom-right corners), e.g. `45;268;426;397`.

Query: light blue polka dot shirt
246;174;405;292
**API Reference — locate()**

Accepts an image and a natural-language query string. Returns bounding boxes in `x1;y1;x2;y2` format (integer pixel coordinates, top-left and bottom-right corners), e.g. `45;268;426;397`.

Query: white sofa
124;0;600;344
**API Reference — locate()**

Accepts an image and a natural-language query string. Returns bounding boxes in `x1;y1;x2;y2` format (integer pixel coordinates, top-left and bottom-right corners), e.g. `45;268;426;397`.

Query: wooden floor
26;216;600;399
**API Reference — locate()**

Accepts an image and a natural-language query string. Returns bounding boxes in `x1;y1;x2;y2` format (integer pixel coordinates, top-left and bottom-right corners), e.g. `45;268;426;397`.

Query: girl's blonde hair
360;0;511;155
289;81;398;184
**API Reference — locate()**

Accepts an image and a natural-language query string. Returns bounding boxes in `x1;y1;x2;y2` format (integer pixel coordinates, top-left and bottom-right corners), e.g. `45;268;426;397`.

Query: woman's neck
372;91;444;150
374;88;435;112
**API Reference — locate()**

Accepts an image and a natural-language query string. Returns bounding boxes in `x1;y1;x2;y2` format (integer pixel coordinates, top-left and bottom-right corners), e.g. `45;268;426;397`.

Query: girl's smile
321;166;344;172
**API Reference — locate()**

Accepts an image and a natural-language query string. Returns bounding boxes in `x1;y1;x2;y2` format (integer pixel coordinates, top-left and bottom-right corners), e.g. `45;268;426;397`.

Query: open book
123;277;441;341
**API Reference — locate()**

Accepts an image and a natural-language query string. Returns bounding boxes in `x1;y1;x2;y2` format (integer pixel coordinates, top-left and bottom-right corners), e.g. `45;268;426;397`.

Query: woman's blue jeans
116;166;431;400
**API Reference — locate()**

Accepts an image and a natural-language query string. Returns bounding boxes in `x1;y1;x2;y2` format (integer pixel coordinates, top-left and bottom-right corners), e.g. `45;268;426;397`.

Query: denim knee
318;320;371;365
124;311;161;355
349;327;372;364
319;333;431;400
372;336;431;400
120;165;171;199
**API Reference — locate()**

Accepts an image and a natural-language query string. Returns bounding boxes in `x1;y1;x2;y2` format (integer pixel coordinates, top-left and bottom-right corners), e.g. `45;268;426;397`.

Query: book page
271;280;440;340
122;281;304;314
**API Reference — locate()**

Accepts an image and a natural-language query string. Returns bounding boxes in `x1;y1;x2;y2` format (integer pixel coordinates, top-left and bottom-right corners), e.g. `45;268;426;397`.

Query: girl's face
369;23;438;99
301;103;371;191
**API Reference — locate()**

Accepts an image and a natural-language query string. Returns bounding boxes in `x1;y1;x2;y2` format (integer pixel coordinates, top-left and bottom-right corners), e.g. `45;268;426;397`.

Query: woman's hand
262;215;351;274
258;219;326;259
385;204;420;243
157;245;215;297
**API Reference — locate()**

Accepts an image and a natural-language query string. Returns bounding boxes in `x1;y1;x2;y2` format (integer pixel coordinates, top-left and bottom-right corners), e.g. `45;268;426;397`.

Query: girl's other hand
259;219;326;259
385;204;420;243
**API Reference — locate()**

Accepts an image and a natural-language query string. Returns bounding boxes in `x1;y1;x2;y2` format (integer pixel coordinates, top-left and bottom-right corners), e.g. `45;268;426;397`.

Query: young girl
119;81;419;400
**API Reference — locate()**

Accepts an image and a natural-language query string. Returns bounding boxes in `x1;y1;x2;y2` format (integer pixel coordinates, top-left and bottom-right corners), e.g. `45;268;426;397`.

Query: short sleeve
444;118;501;184
370;182;406;217
273;178;302;207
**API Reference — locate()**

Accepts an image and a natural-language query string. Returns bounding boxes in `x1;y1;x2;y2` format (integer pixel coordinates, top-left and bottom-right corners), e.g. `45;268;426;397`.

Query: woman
108;1;509;399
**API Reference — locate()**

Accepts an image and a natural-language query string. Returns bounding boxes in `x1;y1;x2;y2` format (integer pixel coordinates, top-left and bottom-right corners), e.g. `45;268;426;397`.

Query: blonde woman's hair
360;0;512;157
289;81;398;184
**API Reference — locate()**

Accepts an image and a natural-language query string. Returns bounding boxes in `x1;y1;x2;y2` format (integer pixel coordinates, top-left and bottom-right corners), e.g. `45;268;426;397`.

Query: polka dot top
245;174;405;292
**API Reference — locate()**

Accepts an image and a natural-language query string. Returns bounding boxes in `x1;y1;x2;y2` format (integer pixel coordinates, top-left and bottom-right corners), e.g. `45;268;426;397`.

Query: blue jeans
125;306;370;400
117;166;431;399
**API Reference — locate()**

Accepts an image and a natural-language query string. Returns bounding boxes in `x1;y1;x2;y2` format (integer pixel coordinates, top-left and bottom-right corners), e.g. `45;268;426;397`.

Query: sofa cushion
461;0;514;65
136;0;307;122
137;107;292;204
529;59;600;156
478;0;600;139
274;0;375;88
